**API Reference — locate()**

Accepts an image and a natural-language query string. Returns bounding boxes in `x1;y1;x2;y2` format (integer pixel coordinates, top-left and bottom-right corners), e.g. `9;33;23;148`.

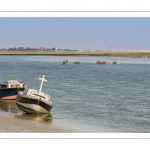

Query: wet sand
0;110;117;133
0;108;115;133
0;111;73;133
0;96;113;133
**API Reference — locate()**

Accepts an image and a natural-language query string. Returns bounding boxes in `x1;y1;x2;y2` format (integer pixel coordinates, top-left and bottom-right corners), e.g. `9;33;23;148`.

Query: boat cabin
0;80;25;89
19;87;52;104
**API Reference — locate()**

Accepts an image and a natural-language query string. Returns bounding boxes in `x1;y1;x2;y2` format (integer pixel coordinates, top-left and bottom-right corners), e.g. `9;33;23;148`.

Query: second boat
0;80;25;100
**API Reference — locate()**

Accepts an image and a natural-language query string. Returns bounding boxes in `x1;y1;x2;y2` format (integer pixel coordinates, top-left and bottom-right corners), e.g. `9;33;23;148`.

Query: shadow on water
0;99;53;123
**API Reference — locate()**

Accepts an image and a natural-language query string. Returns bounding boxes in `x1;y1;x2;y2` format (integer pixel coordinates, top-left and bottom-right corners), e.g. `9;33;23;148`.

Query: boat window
11;84;21;88
1;85;7;88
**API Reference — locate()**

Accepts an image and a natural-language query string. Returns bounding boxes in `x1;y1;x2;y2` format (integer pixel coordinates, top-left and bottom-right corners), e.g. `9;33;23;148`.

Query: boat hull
16;94;52;113
63;62;69;65
74;62;80;64
0;88;24;100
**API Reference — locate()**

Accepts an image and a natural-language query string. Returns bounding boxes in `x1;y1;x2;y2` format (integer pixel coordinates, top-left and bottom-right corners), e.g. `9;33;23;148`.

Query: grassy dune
0;50;150;57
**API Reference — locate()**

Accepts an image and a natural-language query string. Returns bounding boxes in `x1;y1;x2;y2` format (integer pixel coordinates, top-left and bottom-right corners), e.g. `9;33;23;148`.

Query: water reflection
15;113;53;123
0;99;17;113
0;99;53;123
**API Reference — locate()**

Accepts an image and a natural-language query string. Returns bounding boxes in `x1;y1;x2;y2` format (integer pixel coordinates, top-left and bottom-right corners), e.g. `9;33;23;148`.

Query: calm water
0;55;150;132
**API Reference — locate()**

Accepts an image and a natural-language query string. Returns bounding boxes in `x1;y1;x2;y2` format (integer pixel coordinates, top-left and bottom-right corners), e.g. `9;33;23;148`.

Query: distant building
25;47;30;50
64;49;71;51
52;47;57;51
8;47;17;51
18;47;24;50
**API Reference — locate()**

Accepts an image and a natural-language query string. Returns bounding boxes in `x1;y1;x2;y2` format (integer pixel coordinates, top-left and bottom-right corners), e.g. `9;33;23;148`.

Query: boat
62;60;69;65
74;60;80;64
0;80;25;100
110;61;119;65
16;75;53;114
94;60;101;64
94;60;106;64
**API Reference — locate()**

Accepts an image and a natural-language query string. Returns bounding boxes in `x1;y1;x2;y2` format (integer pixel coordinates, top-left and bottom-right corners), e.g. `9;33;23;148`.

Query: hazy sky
0;17;150;50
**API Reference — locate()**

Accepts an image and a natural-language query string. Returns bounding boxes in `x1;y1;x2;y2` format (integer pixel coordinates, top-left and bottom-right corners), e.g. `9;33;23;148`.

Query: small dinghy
74;60;80;64
94;60;101;64
110;61;120;65
94;60;106;65
16;75;53;114
62;60;69;65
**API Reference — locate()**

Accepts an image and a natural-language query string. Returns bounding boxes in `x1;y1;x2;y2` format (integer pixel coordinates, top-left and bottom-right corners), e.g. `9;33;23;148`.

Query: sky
0;17;150;50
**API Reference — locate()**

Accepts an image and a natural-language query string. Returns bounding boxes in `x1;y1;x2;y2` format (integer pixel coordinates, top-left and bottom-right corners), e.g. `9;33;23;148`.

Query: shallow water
0;55;150;132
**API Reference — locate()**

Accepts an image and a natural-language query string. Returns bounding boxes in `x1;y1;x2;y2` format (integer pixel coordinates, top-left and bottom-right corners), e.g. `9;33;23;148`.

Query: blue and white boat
0;80;25;100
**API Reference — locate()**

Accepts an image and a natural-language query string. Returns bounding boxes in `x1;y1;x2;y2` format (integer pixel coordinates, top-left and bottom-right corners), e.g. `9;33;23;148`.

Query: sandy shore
0;97;118;133
0;111;73;133
0;109;115;133
0;110;117;133
0;50;150;57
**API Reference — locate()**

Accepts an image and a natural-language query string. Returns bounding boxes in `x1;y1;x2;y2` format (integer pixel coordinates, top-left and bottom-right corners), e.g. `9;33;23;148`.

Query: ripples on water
0;56;150;132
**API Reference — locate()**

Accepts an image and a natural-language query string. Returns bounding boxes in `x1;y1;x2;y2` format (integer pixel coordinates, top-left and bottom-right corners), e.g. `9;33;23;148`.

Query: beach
0;106;114;133
0;98;114;133
0;110;72;133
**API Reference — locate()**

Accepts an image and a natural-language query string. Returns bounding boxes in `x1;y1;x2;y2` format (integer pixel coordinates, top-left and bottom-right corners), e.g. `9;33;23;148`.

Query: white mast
39;75;47;92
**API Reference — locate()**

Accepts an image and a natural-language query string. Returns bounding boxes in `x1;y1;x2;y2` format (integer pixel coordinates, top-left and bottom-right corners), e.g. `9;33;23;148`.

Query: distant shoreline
0;51;150;57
